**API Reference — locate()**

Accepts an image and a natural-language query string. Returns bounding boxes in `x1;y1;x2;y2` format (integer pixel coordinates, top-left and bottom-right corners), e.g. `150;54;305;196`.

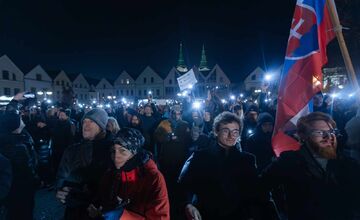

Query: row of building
0;41;347;104
0;54;233;103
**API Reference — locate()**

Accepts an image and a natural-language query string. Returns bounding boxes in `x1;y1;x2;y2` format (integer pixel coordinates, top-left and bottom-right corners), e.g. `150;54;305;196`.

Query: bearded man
261;112;360;220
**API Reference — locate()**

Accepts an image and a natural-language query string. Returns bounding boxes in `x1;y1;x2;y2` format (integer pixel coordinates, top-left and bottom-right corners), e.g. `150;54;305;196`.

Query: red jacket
98;158;170;220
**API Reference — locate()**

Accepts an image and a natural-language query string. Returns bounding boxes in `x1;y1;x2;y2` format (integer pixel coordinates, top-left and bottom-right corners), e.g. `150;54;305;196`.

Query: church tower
199;44;210;72
176;42;188;73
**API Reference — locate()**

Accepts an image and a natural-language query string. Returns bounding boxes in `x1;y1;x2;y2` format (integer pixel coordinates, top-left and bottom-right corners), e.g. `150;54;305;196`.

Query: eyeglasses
309;129;338;138
219;128;240;137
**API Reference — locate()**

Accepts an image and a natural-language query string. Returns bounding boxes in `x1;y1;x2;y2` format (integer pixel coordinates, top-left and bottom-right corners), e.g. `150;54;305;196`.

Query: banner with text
177;69;198;91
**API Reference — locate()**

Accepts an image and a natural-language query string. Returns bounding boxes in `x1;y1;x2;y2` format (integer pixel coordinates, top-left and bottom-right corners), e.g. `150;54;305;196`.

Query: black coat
56;132;113;220
261;146;360;220
0;153;11;201
244;129;275;173
178;139;266;219
0;131;38;219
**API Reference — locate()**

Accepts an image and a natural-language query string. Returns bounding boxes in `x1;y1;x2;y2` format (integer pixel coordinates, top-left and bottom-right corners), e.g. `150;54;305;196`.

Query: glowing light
107;96;112;99
192;101;201;109
46;99;52;103
37;91;44;95
240;93;244;98
46;91;53;95
177;93;182;97
338;85;344;89
148;91;152;95
248;129;253;135
221;99;227;104
92;100;96;104
264;73;273;81
230;95;235;100
331;93;338;98
188;84;193;89
106;104;111;108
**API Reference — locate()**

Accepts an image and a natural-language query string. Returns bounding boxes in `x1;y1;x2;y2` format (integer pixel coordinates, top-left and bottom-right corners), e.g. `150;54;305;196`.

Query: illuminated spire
176;42;188;73
199;44;210;72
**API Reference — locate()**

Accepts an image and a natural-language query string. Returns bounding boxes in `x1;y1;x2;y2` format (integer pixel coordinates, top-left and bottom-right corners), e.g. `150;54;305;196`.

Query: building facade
135;66;164;99
24;65;52;95
114;71;136;98
0;55;24;96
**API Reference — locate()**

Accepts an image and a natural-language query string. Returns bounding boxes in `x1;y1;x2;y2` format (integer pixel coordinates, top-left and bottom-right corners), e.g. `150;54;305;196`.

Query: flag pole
326;0;360;100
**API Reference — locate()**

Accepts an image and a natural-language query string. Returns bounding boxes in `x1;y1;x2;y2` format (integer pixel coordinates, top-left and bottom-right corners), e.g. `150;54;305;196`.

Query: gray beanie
83;108;109;130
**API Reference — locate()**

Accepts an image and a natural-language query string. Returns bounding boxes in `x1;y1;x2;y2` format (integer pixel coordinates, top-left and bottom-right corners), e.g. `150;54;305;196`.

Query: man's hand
87;204;103;218
13;92;26;101
37;122;47;128
56;187;72;204
185;204;202;220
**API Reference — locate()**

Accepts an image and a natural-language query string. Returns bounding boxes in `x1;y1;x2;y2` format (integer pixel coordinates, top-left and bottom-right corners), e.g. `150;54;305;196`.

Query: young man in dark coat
0;93;38;220
179;112;269;220
244;112;275;173
261;112;360;220
56;108;113;220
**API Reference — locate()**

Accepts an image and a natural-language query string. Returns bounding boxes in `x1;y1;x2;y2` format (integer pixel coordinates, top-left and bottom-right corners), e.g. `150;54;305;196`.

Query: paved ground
34;189;65;220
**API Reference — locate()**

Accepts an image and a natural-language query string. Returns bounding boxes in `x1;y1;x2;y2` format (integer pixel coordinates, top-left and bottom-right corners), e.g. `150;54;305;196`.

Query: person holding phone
87;128;170;220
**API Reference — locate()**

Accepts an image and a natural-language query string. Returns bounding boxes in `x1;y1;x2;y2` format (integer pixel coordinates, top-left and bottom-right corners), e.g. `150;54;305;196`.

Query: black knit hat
0;112;21;133
257;112;274;127
113;128;145;154
245;104;259;115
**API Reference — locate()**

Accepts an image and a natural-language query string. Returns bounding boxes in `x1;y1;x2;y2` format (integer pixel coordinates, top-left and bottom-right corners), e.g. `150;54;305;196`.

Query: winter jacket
56;132;113;220
96;150;170;220
0;153;11;201
178;138;267;219
244;131;274;173
0;131;38;219
261;145;360;220
154;119;191;174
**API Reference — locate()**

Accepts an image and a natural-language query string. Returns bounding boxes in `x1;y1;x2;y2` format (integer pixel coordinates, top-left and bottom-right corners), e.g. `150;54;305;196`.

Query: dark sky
0;0;308;82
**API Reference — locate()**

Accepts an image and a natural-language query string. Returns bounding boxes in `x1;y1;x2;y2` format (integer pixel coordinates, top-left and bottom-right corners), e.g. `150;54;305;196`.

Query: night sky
0;0;357;82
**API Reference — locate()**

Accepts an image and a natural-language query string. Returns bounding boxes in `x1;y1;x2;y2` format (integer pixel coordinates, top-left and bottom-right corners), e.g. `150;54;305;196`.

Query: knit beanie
113;128;145;154
0;112;21;133
257;112;274;127
83;108;109;130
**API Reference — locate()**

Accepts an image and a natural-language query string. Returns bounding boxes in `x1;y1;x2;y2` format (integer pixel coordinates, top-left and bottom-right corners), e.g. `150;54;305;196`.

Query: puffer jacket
96;150;170;220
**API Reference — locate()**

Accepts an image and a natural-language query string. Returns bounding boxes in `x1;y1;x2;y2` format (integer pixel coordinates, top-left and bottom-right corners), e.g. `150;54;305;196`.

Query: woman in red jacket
88;128;170;220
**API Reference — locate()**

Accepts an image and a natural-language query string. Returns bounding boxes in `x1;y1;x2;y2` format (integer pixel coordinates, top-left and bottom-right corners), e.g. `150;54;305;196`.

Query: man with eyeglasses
178;111;269;220
261;112;360;220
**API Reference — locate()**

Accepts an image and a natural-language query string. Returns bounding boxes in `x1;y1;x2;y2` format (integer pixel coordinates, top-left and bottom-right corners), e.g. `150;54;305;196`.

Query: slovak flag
272;0;336;156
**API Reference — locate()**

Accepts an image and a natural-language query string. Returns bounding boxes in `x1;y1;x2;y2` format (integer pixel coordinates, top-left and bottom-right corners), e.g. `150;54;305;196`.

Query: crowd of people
0;90;359;220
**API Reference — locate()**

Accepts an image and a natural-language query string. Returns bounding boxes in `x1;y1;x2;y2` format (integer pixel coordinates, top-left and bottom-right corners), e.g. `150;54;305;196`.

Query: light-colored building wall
0;55;24;96
72;73;91;104
114;71;136;98
24;65;52;95
52;70;72;102
135;66;164;98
